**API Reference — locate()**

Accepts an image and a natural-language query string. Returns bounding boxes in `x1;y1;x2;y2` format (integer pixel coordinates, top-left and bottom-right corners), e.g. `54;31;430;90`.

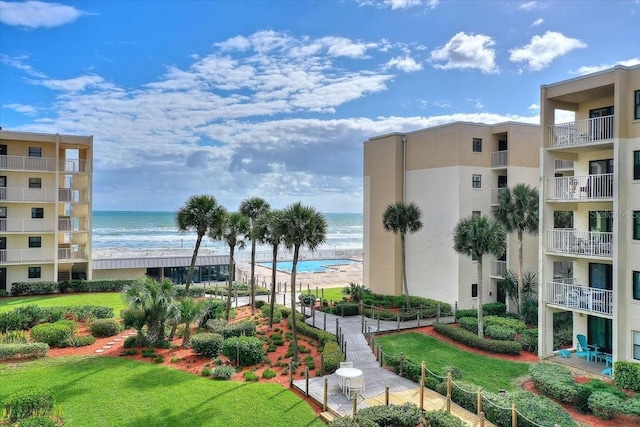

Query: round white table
336;367;363;394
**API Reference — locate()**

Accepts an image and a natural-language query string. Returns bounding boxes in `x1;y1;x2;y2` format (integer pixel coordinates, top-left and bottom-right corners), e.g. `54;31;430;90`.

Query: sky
1;0;639;213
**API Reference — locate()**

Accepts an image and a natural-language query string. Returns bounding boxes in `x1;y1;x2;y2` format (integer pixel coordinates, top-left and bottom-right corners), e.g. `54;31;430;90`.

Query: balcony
546;229;612;258
491;151;508;168
0;187;57;202
0;219;55;233
0;248;55;264
546;281;612;316
0;155;89;173
554;159;574;170
547;174;613;201
490;188;507;206
547;115;614;148
58;248;87;261
59;188;88;203
489;260;507;278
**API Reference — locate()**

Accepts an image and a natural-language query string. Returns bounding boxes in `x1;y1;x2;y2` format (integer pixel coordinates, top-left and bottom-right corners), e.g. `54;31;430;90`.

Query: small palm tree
278;203;327;362
123;277;176;346
254;210;284;329
493;184;539;312
217;212;249;321
177;298;205;347
239;197;271;315
382;201;423;308
176;195;226;292
453;215;506;337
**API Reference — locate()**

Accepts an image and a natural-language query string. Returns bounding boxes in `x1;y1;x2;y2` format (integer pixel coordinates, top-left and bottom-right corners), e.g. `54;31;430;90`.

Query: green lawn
309;286;345;302
0;292;127;314
0;356;324;427
376;332;531;392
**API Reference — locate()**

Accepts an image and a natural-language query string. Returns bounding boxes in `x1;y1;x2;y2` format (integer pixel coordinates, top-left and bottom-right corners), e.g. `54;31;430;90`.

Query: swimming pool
258;259;356;273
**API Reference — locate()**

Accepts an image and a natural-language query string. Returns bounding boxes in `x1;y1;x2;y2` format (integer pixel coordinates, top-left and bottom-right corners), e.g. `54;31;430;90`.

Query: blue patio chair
601;368;613;378
576;334;598;361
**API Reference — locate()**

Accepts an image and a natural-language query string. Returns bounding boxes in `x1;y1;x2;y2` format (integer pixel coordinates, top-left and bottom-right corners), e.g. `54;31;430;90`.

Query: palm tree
278;203;327;362
254;210;284;329
382;201;423;308
177;298;205;347
123;277;176;346
493;184;539;312
453;215;506;337
176;195;226;292
218;211;249;321
239;197;271;315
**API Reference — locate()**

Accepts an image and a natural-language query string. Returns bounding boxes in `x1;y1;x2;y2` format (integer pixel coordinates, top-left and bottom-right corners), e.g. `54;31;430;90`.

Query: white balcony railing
546;281;613;316
0;155;89;172
547;115;614;148
0;248;55;264
60;159;89;173
490;260;507;278
554;159;575;170
546;229;613;258
547;174;613;201
490;188;507;206
0;187;57;202
58;248;87;261
58;188;87;203
491;151;508;168
0;219;56;233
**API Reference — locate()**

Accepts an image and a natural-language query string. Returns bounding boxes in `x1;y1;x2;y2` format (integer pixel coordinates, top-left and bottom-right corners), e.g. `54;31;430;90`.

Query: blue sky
1;0;638;213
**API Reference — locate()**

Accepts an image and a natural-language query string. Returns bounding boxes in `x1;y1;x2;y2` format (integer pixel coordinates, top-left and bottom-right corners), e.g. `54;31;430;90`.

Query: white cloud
359;0;439;9
320;36;377;58
509;31;586;71
467;98;484;109
572;57;640;75
0;1;85;28
33;74;112;92
214;35;251;51
528;103;540;112
531;18;544;27
430;32;498;73
3;103;37;115
518;1;540;11
0;55;47;78
384;55;423;72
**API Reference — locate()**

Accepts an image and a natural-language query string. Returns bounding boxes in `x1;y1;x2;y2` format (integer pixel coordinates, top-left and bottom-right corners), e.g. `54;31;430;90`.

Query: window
472;174;482;189
471;283;478;298
634;150;640;180
635;331;640;361
31;208;43;219
28;178;41;189
634;211;640;240
28;236;41;248
28;147;42;157
635;90;640;120
633;271;640;301
28;267;41;279
472;138;482;152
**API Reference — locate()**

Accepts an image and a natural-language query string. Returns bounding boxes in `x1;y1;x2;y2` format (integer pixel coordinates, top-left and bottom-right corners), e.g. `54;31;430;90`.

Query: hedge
482;302;506;316
485;324;516;341
15;416;59;427
423;410;466;427
191;333;224;358
529;363;579;404
289;312;336;347
260;305;282;323
457;317;477;334
349;403;423;427
29;322;74;347
588;391;625;419
205;319;255;338
2;388;54;422
484;315;527;334
10;282;58;296
361;293;452;314
90;318;121;337
0;342;49;360
11;279;136;296
331;302;360;316
222;336;264;366
322;341;343;374
614;362;640;392
516;328;538;354
173;285;206;298
433;322;521;355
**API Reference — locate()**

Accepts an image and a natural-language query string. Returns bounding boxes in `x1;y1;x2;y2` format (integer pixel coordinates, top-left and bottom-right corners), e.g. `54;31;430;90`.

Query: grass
375;332;531;392
309;287;345;303
0;356;324;427
0;292;127;314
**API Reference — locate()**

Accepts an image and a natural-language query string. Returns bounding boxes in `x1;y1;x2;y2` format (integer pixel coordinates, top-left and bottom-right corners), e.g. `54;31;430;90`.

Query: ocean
92;211;363;251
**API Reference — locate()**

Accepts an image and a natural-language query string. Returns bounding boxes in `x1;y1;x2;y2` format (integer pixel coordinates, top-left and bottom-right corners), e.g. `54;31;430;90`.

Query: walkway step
319;411;336;423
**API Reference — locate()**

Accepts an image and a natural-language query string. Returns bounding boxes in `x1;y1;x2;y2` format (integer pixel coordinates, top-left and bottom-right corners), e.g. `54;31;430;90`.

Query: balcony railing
547;174;613;201
0;155;89;172
546;281;613;316
0;187;57;202
490;260;507;278
58;188;87;203
0;248;55;264
546;229;613;258
547;115;614;148
58;248;87;261
554;159;574;170
490;188;507;206
0;219;55;233
491;151;508;168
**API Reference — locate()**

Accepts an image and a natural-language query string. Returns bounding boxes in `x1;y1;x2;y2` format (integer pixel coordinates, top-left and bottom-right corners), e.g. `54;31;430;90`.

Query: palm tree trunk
182;321;192;347
185;233;204;292
517;230;523;314
250;238;257;315
225;246;235;321
268;245;278;329
168;323;178;342
401;234;410;308
477;254;484;337
290;246;300;363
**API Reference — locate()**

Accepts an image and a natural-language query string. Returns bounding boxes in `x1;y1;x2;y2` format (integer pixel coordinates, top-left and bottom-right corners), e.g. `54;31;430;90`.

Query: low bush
528;362;578;404
423;410;465;427
201;368;212;377
354;403;423;427
0;311;29;333
289;312;336;347
298;293;317;306
90;318;121;338
141;348;157;358
222;336;264;366
481;390;576;427
57;279;135;293
516;328;538;354
120;349;138;356
60;335;96;348
482;302;506;316
433;322;521;355
574;379;627;413
2;388;54;422
255;300;266;309
15;416;59;427
262;369;277;379
0;342;49;360
122;335;150;348
614;361;640;392
457;317;477;334
10;282;58;296
29;322;74;347
454;309;477;321
588;391;624;419
485;324;516;341
191;333;224;358
260;305;282;323
197;299;228;328
623;397;640;415
0;330;28;344
0;290;8;297
243;371;259;382
331;302;360;316
212;365;236;380
484;316;527;334
205;319;256;338
173;285;206;298
322;341;343;374
153;356;164;363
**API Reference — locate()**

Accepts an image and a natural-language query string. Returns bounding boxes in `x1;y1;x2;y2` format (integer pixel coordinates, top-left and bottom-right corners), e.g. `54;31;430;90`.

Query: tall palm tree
453;215;506;337
493;184;539;312
176;195;226;292
218;212;249;321
254;209;284;329
239;197;271;315
382;201;423;308
123;277;176;346
278;203;327;362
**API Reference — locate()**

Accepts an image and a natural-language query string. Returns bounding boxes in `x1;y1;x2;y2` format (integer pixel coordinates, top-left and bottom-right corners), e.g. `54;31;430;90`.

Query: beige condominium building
0;130;94;289
539;64;640;363
364;121;539;310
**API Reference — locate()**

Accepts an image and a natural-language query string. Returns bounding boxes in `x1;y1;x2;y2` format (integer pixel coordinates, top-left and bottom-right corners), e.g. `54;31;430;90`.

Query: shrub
0;330;28;344
433;322;521;355
614;361;640;392
423;410;465;427
222;336;264;366
0;343;49;360
173;285;206;298
485;324;517;341
122;335;150;348
120;349;138;356
16;416;60;427
0;290;8;297
332;302;360;316
212;365;236;380
243;371;259;382
262;369;277;379
484;316;527;334
10;282;58;296
290;313;336;347
588;391;624;419
322;341;343;374
90;318;121;338
201;368;212;377
255;300;266;309
57;279;134;293
153;356;164;363
260;305;282;323
2;388;54;422
191;333;224;358
455;309;477;320
14;305;42;328
277;305;291;318
205;319;256;338
623;397;640;415
60;335;96;348
355;403;423;427
29;322;74;347
36;307;66;323
198;299;227;329
141;348;157;358
457;317;477;334
528;362;579;404
482;302;506;316
516;328;538;354
489;391;576;427
0;311;29;333
298;293;317;306
574;379;627;413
